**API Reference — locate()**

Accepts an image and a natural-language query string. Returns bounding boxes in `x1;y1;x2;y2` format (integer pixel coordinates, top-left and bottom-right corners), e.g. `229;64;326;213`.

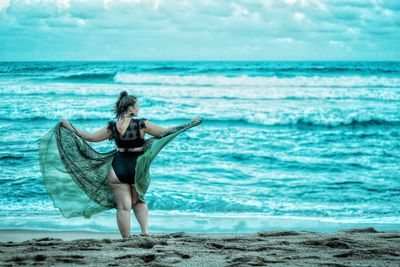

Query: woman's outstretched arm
144;120;171;137
144;118;202;138
61;119;110;142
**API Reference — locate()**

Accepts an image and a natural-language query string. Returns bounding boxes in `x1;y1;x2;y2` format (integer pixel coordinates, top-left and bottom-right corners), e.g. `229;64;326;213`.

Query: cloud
0;0;399;60
293;12;305;21
0;0;9;11
329;40;350;50
57;0;70;9
274;37;294;44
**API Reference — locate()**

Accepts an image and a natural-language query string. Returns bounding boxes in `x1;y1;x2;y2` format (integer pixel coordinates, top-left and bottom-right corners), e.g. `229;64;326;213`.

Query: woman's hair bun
119;91;128;99
114;91;138;119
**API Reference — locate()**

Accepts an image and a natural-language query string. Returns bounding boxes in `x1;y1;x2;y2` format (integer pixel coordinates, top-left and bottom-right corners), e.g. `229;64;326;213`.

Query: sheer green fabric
39;119;202;219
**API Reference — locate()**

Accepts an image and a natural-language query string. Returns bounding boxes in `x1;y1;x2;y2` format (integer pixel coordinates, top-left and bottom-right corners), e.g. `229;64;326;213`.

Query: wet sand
1;227;399;266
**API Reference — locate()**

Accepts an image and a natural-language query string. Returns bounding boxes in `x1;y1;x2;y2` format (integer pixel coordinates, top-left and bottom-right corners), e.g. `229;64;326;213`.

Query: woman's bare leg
131;187;149;235
134;203;149;235
108;167;132;238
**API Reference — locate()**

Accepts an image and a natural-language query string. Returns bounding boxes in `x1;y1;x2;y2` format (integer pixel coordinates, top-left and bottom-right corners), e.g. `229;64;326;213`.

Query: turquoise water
0;61;399;232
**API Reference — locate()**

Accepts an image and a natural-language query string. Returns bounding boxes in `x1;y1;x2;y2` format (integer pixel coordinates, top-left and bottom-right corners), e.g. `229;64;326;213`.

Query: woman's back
107;118;147;149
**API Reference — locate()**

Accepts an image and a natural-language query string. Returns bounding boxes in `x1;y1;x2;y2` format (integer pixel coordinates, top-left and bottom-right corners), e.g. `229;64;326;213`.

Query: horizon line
1;59;400;63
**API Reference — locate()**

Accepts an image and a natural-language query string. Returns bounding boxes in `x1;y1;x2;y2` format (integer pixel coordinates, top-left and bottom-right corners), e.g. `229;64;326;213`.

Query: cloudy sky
0;0;399;61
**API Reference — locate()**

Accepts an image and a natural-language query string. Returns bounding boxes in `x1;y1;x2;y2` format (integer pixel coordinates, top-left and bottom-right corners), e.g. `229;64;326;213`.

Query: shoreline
2;212;400;235
1;228;399;266
1;226;400;242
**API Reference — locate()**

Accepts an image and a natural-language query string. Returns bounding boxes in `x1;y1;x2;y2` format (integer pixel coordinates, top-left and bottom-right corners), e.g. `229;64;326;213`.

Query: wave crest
114;73;400;87
0;113;398;128
54;72;116;82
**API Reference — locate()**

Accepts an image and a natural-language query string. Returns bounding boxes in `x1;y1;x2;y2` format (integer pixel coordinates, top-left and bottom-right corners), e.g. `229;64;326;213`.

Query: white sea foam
1;82;400;102
114;72;400;88
0;102;397;127
0;212;399;232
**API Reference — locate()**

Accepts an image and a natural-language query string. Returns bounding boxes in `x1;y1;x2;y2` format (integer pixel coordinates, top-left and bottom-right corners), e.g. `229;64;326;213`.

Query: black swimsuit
107;118;147;184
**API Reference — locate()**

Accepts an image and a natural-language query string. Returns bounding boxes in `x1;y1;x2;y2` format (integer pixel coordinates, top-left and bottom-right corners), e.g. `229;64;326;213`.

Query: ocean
0;61;399;233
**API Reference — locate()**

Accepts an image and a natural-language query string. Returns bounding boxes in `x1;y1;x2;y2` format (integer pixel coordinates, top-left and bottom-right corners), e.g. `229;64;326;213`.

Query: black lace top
107;118;147;148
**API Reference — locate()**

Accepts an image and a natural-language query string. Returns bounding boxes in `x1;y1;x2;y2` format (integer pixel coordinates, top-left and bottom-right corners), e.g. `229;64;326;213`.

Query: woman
58;91;201;238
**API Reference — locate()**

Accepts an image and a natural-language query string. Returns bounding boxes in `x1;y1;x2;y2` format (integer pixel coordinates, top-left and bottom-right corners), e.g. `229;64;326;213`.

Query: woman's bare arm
144;120;172;137
61;119;110;142
144;118;202;138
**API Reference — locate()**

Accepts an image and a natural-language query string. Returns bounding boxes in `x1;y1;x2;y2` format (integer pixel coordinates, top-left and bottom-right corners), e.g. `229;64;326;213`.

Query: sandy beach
0;227;399;266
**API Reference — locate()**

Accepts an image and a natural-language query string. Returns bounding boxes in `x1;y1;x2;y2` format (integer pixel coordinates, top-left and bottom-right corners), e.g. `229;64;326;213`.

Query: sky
0;0;399;61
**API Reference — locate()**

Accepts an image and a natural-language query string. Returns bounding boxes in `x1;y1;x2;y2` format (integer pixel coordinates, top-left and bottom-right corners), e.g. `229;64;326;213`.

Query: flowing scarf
39;119;202;218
